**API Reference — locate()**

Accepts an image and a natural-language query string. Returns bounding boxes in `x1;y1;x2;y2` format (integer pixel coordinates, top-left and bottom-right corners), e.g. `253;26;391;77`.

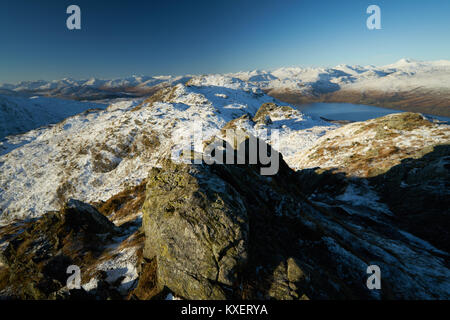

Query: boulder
142;159;249;299
0;200;119;299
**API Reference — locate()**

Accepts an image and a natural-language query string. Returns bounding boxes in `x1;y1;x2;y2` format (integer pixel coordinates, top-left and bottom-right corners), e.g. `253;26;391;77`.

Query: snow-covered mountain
0;94;106;139
0;75;192;101
0;78;334;223
0;71;449;300
3;59;448;95
1;59;448;96
2;59;449;116
232;59;450;93
1;60;448;221
242;59;450;117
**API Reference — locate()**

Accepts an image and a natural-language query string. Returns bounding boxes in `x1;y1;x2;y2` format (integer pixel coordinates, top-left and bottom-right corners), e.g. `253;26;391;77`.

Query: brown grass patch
94;180;147;224
129;258;159;300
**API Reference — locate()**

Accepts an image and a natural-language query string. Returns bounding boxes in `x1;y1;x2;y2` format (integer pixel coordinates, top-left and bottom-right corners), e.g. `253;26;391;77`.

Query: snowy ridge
0;94;106;139
1;71;450;300
0;79;334;223
2;59;449;99
0;75;182;92
231;59;450;94
291;112;450;177
0;75;191;101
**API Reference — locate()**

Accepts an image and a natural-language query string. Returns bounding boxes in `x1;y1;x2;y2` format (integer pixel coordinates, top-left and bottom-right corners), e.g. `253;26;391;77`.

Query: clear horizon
2;57;449;85
1;0;449;83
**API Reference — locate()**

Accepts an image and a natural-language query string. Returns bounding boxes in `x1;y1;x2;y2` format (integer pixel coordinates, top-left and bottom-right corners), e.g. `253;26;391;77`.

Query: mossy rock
142;159;249;299
253;103;294;124
0;200;119;299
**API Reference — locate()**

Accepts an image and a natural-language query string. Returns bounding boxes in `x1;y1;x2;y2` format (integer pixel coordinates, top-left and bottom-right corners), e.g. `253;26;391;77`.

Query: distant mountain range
1;59;450;116
0;75;191;101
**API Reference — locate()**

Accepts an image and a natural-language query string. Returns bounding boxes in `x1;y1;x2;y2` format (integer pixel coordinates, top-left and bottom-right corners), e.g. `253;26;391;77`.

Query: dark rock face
64;199;120;234
0;200;119;299
371;144;450;253
141;140;450;300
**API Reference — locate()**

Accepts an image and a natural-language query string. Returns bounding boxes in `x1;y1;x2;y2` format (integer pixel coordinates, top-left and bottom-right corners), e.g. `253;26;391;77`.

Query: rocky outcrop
290;112;450;255
253;102;295;124
140;137;450;300
142;159;249;299
292;113;450;177
0;200;121;299
1;110;449;300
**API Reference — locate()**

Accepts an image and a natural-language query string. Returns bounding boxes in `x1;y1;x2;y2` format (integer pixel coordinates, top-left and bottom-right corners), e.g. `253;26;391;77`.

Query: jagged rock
287;257;305;283
141;139;324;300
142;159;249;299
64;199;120;234
253;102;294;124
221;113;254;132
0;200;119;299
129;258;159;300
141;136;450;300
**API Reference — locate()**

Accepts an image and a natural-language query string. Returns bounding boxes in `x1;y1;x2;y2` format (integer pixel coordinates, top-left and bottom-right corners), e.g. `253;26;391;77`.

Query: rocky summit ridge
0;81;449;300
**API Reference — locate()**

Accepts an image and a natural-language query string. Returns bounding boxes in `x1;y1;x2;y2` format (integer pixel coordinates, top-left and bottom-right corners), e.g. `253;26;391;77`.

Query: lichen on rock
142;159;249;299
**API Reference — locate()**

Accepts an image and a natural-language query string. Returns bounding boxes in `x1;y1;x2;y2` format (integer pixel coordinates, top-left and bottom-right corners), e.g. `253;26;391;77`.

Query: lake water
296;103;450;123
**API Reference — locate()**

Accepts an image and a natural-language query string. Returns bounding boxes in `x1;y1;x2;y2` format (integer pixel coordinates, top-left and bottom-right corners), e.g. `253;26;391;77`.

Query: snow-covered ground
0;94;106;139
1;59;448;223
291;112;450;177
0;78;334;223
1;66;449;300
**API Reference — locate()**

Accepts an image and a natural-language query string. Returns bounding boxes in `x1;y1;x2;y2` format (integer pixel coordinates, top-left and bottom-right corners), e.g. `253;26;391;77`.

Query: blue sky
0;0;449;83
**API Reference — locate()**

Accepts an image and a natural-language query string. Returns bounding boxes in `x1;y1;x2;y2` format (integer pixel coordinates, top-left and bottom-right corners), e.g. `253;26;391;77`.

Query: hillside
0;94;105;139
0;78;449;300
0;79;333;223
